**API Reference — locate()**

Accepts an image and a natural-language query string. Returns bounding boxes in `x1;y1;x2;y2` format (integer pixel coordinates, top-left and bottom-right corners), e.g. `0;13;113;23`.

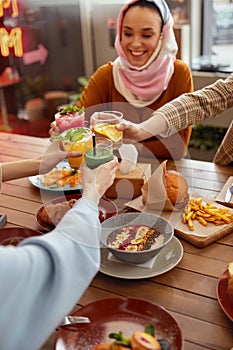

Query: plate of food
28;160;82;192
0;227;42;246
54;297;183;350
100;236;183;279
36;194;118;232
216;262;233;322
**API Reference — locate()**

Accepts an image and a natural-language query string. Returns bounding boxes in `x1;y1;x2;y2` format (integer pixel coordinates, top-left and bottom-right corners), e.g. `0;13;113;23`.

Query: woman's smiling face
121;5;162;67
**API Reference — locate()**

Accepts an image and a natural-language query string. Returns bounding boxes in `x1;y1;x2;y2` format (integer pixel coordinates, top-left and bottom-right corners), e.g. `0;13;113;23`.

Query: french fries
182;197;233;231
41;167;81;188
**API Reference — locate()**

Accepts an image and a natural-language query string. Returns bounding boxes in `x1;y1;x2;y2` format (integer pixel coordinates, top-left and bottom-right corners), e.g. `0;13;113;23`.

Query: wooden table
0;133;233;350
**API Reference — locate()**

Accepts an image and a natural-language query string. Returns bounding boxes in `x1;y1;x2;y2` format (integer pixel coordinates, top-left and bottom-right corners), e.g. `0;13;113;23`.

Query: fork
60;315;90;327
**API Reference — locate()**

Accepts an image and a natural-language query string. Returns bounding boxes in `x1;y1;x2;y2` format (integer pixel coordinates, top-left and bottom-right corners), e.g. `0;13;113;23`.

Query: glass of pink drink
55;105;85;132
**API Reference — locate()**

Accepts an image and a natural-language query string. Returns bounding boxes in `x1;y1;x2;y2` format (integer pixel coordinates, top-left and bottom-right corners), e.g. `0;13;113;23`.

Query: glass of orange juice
91;111;123;149
60;127;92;168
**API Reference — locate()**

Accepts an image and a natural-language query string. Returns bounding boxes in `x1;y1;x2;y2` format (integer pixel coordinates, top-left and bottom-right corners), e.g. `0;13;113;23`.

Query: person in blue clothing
0;139;118;350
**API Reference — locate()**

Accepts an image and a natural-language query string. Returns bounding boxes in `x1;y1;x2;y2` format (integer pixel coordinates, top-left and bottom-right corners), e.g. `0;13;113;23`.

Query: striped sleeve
213;121;233;165
155;74;233;136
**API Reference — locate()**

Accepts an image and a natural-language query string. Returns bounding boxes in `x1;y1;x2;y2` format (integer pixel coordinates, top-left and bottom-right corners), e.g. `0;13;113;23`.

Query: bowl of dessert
101;212;174;264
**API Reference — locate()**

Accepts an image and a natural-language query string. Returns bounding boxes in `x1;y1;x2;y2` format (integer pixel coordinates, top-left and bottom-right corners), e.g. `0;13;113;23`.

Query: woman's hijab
113;0;178;107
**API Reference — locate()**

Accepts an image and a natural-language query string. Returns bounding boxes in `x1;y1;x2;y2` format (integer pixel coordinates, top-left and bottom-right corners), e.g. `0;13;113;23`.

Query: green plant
189;123;227;152
68;76;89;104
20;73;49;100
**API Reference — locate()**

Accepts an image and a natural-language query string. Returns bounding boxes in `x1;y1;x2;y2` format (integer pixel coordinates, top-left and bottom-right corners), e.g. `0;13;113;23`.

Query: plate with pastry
0;227;42;246
36;193;118;232
216;262;233;322
28;160;82;192
54;297;183;350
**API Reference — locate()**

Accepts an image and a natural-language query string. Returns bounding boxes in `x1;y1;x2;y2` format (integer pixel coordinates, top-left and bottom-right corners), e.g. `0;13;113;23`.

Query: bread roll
164;170;189;210
227;261;233;299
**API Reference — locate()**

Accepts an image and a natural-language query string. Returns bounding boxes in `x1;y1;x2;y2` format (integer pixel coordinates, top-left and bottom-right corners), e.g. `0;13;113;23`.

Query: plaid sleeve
213;121;233;165
156;74;233;135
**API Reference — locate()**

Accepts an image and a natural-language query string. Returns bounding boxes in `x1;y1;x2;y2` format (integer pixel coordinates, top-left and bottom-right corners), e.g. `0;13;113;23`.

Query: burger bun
164;170;189;210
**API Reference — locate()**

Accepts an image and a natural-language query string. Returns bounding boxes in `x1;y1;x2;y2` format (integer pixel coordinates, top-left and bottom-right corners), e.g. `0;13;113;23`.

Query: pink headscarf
113;0;178;107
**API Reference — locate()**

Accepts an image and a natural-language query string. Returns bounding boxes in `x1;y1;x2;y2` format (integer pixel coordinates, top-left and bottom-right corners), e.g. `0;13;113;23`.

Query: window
166;0;191;25
201;0;233;71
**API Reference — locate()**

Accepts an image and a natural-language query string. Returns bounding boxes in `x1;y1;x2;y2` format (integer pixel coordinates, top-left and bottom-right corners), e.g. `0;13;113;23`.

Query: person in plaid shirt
119;74;233;165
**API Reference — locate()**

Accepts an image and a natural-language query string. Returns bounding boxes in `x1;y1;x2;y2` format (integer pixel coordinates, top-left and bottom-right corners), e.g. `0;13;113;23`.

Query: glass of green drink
85;137;113;169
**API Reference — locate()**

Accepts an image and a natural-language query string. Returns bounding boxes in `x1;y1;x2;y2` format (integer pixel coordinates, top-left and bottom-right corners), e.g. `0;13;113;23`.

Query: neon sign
0;0;23;57
0;0;19;17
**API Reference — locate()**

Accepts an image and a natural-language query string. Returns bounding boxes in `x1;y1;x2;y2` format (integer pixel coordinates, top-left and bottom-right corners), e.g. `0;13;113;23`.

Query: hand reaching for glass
39;139;82;174
90;111;123;149
82;156;118;204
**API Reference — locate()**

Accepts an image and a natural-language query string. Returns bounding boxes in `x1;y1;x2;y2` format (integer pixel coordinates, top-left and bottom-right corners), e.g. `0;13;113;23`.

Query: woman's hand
49;120;60;139
81;157;118;204
116;120;143;142
39;140;82;174
117;119;155;143
1;140;83;182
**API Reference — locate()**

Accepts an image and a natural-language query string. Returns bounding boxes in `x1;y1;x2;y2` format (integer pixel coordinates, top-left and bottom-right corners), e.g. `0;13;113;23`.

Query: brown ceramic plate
0;227;42;246
36;194;118;232
217;269;233;322
55;297;183;350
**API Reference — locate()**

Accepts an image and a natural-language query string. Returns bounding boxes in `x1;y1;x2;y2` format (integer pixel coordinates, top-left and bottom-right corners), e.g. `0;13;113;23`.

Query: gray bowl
101;213;174;264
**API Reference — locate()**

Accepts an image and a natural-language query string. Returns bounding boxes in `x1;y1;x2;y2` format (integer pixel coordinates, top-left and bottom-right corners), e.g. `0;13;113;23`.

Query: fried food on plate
41;167;81;188
182;197;233;231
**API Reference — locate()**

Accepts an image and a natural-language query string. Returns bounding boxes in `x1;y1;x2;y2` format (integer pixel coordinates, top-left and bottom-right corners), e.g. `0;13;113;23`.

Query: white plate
100;237;183;279
28;160;82;192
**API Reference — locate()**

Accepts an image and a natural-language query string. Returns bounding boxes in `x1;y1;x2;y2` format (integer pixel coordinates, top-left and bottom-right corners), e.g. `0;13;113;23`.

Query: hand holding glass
91;111;123;149
55;105;85;132
85;137;113;169
61;127;92;168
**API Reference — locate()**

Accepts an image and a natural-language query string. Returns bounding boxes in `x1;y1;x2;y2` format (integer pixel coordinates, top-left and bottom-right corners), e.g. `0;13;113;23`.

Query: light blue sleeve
0;197;101;350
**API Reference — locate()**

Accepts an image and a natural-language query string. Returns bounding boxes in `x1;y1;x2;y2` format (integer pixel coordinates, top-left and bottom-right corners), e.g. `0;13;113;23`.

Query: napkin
118;144;138;175
141;160;178;211
215;176;233;208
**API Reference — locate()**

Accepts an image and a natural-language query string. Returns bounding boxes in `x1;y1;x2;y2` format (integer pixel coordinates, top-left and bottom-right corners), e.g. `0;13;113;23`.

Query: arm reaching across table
118;74;233;164
0;157;118;350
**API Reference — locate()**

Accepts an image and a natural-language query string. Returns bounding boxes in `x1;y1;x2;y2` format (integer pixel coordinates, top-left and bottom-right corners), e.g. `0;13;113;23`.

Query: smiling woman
75;0;194;161
120;3;163;67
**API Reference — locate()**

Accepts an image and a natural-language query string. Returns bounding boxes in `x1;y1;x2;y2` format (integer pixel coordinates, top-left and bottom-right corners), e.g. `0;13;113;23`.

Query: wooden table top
0;132;233;350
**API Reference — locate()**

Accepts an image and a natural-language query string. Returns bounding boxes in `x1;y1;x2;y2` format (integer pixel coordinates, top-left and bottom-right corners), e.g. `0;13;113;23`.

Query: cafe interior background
0;0;233;161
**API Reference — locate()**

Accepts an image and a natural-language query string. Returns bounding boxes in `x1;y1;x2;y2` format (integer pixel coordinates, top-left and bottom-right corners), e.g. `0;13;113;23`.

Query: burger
164;169;189;210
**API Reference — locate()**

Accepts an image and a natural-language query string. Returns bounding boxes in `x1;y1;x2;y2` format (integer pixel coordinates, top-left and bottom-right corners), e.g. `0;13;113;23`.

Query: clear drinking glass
85;137;113;169
61;127;93;168
91;111;123;149
55;106;85;132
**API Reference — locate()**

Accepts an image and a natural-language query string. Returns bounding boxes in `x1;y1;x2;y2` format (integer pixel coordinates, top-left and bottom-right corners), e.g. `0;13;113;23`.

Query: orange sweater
78;59;193;160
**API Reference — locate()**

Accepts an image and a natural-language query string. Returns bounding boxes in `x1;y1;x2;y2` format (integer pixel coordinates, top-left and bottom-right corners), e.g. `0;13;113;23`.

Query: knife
225;184;233;203
60;316;90;326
